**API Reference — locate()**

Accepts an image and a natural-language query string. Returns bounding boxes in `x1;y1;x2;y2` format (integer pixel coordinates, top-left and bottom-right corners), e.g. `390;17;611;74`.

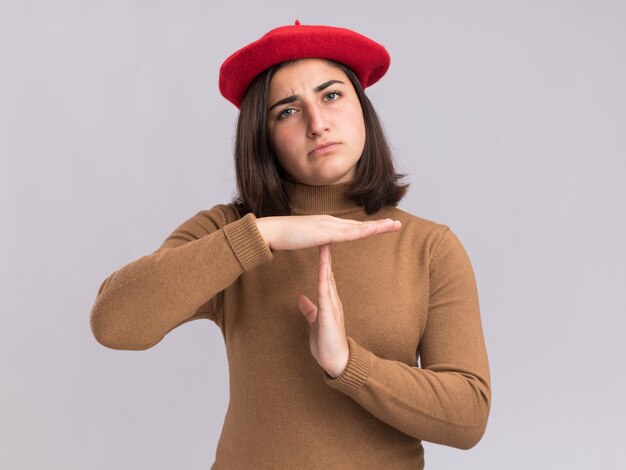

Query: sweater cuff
323;336;371;394
222;212;273;271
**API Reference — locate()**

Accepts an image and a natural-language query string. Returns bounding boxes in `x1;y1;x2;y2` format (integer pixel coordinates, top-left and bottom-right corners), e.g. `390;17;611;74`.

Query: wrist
254;217;273;250
325;346;350;379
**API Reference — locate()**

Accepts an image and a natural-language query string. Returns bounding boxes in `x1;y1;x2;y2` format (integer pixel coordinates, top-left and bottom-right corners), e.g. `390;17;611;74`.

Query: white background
1;1;625;468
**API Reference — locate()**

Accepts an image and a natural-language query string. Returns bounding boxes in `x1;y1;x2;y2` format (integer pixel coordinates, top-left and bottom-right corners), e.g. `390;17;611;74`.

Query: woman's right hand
255;215;402;251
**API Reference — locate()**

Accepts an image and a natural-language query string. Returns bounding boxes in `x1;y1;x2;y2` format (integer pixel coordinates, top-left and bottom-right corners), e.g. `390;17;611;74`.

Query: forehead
268;58;349;94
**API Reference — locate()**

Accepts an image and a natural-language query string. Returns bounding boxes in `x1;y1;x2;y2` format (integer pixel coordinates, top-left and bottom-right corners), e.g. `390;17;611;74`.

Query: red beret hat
219;20;391;109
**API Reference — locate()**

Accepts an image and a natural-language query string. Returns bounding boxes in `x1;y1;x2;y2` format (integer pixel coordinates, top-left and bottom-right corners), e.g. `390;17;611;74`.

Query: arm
90;210;400;351
89;205;272;350
322;228;491;449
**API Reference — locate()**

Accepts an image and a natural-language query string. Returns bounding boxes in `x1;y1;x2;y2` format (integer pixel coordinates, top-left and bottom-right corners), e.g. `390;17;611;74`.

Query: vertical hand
297;243;350;378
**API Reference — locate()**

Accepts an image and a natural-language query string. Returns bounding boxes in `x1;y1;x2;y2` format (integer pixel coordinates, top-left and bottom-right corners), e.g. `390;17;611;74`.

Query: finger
319;243;331;265
320;215;400;231
337;219;402;242
320;243;342;313
359;219;402;234
317;245;333;313
324;215;396;227
297;294;318;324
360;219;402;237
324;243;335;288
327;259;342;313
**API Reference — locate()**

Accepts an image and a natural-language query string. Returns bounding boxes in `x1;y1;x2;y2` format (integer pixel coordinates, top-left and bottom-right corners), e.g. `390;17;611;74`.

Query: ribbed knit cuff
323;336;371;394
223;212;273;271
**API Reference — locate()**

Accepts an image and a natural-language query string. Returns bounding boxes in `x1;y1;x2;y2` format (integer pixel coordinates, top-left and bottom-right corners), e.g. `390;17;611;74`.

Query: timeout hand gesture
256;214;402;378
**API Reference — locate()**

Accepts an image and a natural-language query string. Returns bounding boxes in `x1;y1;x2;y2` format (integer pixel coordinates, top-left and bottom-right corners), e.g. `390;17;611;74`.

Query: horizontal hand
256;215;401;251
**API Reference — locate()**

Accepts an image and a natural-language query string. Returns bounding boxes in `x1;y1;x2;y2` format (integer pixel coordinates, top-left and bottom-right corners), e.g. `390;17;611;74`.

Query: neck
285;180;366;217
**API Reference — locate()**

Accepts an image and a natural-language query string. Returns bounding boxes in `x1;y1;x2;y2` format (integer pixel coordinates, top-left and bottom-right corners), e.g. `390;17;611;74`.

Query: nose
305;103;329;138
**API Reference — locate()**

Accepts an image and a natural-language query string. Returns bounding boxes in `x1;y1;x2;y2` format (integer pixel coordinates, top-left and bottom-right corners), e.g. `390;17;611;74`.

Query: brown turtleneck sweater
90;181;491;469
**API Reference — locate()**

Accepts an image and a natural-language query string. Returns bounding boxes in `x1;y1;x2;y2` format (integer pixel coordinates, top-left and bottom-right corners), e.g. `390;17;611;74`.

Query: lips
309;142;340;156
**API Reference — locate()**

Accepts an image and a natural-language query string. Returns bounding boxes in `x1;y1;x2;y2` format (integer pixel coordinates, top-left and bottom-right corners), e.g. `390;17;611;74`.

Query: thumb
297;294;318;325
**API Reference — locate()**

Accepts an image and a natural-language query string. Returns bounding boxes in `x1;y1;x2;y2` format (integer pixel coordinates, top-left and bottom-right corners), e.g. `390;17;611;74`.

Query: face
266;58;366;186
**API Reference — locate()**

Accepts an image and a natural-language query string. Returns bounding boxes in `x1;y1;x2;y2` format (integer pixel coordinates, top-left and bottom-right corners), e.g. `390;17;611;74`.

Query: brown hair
231;59;408;217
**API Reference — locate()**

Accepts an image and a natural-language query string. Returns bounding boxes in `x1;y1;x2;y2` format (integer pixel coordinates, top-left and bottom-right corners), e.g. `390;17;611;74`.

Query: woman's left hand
297;243;349;379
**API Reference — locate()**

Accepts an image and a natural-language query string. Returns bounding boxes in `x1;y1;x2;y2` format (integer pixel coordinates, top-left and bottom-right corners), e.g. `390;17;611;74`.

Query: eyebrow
267;79;346;113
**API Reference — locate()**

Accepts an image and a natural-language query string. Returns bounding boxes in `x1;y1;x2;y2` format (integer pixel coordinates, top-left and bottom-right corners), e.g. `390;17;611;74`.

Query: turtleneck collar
285;180;367;217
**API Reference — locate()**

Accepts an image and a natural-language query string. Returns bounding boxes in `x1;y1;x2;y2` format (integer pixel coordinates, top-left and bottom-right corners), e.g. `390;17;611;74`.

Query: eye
324;90;343;101
277;107;296;120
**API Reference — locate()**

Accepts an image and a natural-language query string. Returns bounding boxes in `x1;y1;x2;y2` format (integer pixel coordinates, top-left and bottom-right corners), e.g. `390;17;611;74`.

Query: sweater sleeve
89;205;273;351
322;228;491;450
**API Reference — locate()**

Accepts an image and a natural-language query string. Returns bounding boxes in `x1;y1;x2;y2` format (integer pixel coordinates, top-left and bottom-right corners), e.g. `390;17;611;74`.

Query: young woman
90;20;491;469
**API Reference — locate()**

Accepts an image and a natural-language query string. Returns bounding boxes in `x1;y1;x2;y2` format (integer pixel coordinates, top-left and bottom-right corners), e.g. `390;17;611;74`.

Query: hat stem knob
294;19;301;25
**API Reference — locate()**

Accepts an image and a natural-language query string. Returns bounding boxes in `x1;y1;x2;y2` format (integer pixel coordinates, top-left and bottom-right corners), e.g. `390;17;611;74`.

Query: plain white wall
1;1;625;468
